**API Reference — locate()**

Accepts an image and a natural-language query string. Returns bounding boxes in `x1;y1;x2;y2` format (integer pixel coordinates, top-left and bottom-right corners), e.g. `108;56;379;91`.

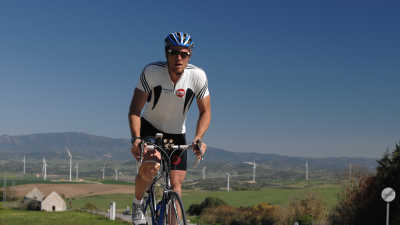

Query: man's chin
175;69;184;75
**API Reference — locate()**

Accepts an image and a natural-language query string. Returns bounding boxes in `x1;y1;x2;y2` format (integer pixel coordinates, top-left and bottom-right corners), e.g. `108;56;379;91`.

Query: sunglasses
167;49;191;58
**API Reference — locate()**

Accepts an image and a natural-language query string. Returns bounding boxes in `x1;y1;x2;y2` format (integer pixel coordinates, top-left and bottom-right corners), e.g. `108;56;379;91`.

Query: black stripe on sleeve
197;82;208;99
140;72;150;93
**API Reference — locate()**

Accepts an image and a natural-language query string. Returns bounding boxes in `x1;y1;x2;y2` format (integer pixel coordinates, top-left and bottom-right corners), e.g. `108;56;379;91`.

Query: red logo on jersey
172;155;182;165
175;89;185;98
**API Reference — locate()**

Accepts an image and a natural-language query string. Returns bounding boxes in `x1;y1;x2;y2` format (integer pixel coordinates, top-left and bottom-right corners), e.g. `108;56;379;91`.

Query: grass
182;183;342;210
72;194;133;212
0;209;129;225
71;183;342;212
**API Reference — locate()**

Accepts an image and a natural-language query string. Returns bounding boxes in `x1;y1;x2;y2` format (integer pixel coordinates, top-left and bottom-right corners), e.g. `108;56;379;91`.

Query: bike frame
142;143;176;225
137;133;201;225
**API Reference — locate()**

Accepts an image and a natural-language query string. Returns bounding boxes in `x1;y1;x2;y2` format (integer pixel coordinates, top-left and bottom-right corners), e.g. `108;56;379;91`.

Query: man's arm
194;95;211;141
192;95;211;159
129;88;148;159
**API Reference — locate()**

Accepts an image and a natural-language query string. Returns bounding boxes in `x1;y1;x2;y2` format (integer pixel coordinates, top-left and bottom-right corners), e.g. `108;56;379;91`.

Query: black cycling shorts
140;118;187;171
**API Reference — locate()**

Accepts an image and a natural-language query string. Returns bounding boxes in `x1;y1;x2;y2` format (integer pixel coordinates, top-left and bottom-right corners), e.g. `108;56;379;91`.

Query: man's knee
138;161;160;183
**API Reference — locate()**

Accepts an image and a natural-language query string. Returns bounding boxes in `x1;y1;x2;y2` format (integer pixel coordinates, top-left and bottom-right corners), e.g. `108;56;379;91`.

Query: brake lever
192;140;204;168
139;141;145;164
195;140;204;161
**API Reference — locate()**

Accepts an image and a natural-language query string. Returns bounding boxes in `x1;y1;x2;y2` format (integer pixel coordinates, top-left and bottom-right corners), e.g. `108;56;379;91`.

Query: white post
75;163;79;181
252;160;256;183
42;158;47;181
69;157;72;182
109;202;116;220
226;173;230;192
202;167;206;180
382;187;395;225
387;202;390;225
227;175;229;192
23;156;26;175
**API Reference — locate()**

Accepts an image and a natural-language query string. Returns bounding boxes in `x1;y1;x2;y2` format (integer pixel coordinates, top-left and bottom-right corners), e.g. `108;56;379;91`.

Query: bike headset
164;32;194;49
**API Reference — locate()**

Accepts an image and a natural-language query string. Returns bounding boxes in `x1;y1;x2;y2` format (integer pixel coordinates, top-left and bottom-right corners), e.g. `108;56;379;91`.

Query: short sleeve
136;68;151;94
195;70;210;99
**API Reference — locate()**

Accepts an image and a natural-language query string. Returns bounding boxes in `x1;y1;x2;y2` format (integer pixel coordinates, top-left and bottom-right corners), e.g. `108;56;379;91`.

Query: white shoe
132;201;146;225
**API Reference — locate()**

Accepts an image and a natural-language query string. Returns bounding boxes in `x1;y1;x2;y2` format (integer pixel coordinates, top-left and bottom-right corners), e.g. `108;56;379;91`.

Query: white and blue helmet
165;32;194;49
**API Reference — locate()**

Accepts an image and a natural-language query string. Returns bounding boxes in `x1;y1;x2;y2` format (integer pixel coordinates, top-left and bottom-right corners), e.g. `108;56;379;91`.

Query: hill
0;132;377;171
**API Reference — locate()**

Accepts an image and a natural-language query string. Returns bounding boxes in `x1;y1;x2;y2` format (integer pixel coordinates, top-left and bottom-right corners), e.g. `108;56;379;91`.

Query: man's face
166;46;191;75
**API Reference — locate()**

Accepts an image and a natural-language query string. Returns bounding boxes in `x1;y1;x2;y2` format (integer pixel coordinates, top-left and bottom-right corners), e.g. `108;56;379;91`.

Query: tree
329;143;400;225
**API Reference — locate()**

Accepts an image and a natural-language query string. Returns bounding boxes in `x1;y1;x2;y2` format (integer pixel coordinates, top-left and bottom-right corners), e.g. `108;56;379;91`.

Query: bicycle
135;133;203;225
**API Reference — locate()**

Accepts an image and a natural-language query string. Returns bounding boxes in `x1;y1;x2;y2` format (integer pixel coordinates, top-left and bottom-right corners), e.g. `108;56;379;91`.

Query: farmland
69;182;343;211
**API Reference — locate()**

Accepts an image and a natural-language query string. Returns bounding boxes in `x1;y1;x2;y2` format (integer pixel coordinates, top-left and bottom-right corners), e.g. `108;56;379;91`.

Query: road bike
135;133;202;225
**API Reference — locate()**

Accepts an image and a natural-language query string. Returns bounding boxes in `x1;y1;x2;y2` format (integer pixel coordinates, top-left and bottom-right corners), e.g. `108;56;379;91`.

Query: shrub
199;202;280;225
187;197;227;216
279;193;328;225
82;202;97;210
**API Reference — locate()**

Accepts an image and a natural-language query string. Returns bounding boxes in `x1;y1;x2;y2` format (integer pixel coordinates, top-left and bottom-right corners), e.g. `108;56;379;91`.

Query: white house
24;187;44;202
41;191;67;212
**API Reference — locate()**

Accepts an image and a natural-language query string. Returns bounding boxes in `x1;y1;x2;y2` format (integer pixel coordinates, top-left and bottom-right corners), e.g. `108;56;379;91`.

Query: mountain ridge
0;132;378;171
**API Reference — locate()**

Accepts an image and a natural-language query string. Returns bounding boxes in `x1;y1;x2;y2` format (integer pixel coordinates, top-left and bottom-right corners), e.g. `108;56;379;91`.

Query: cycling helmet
165;32;194;48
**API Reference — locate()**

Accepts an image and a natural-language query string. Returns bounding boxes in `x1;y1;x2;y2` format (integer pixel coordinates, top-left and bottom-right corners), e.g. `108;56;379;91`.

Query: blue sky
1;1;399;158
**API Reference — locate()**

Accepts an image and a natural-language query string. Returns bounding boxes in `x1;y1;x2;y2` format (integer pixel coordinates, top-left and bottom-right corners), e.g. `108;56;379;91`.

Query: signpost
382;187;396;225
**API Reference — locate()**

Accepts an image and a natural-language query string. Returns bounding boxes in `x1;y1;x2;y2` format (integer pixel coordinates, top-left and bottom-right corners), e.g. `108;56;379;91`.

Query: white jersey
136;61;209;134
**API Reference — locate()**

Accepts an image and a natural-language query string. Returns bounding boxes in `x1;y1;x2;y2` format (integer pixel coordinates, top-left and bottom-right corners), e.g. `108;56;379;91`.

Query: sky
1;0;399;158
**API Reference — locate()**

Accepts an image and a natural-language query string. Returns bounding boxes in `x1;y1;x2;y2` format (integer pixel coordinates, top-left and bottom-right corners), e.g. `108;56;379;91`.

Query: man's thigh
170;170;186;186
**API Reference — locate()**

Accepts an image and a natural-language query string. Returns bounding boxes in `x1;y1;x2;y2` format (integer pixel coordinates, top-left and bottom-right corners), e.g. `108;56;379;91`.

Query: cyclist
129;32;211;225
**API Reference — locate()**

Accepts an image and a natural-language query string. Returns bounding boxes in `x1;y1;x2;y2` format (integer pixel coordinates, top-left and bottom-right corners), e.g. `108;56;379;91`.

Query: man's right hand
131;138;143;161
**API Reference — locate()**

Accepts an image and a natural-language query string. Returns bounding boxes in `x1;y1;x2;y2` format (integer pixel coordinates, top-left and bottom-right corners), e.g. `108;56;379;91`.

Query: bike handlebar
138;133;204;168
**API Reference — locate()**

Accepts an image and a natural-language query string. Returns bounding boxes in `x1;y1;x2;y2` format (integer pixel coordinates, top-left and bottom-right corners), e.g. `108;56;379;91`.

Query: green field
0;209;129;225
182;184;342;209
71;183;342;212
71;194;134;212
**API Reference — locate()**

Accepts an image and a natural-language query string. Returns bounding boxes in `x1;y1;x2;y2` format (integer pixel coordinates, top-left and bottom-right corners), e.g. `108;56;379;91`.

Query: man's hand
131;138;143;161
192;138;207;160
131;139;161;162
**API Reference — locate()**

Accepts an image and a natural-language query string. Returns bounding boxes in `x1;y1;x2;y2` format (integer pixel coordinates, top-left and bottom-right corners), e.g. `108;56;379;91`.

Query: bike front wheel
164;192;186;225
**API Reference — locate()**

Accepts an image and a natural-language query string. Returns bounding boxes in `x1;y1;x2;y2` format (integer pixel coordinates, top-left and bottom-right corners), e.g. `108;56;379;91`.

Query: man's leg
135;161;161;200
168;170;186;224
132;151;160;225
170;170;186;197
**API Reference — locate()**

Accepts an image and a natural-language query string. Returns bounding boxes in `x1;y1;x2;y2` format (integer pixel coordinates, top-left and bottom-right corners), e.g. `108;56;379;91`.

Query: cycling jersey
136;61;209;134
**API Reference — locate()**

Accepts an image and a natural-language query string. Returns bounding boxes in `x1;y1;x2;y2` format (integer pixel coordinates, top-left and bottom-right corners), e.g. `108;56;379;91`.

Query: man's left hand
192;138;207;160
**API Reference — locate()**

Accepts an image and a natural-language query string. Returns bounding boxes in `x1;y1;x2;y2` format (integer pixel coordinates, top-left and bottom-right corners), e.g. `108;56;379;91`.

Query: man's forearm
128;88;148;138
129;114;141;138
194;110;211;140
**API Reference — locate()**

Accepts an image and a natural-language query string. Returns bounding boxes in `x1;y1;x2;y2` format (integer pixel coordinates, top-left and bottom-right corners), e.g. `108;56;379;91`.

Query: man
129;32;211;225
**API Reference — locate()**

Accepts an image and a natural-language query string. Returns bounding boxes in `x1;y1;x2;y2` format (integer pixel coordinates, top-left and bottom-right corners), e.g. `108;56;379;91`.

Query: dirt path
13;183;134;198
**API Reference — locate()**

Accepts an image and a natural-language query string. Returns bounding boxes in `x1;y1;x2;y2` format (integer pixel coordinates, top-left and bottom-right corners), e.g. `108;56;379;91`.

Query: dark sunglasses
167;49;191;58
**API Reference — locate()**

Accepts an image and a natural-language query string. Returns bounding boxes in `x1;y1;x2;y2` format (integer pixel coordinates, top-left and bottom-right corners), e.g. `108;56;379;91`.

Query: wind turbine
75;162;79;181
305;161;309;182
42;157;47;181
102;163;106;180
243;160;256;183
66;147;72;182
102;154;112;180
225;173;231;192
23;155;26;175
114;168;119;181
202;166;207;180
